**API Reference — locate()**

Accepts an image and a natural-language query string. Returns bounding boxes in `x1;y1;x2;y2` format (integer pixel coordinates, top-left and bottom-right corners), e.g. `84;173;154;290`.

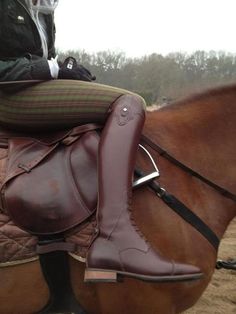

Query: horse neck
145;87;236;227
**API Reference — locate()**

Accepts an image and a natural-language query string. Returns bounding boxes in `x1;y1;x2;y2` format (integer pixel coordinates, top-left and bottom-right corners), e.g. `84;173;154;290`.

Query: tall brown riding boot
85;94;203;283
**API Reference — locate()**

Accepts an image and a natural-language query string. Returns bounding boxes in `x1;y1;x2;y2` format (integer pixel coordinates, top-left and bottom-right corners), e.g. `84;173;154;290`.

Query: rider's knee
130;94;146;112
112;94;146;116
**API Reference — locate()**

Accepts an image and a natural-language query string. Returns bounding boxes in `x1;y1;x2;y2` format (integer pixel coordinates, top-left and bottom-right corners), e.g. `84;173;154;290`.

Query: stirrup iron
133;144;159;189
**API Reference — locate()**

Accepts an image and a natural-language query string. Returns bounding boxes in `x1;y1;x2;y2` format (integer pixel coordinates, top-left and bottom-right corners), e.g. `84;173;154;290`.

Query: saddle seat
0;124;101;235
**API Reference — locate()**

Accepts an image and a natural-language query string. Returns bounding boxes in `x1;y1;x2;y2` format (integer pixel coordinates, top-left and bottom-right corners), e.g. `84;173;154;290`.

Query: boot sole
84;268;203;283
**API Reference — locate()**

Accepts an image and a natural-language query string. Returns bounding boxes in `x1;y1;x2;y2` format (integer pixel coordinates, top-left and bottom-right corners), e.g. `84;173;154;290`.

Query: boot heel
84;269;118;283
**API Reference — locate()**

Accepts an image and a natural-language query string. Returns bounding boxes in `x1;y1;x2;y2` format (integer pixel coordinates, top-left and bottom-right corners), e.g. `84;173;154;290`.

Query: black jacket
0;0;56;81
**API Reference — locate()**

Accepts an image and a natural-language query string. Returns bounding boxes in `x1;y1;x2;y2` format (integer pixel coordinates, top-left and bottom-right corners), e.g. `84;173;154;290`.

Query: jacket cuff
30;57;52;80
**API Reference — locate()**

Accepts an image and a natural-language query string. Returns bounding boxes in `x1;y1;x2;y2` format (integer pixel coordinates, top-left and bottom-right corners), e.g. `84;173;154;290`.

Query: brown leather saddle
0;122;160;313
0;123;101;236
0;123;104;313
0;122;158;239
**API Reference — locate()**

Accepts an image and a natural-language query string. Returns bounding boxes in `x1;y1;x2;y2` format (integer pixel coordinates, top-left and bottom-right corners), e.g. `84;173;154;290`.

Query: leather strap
160;191;219;250
38;250;87;314
135;168;220;250
36;242;77;254
142;134;236;203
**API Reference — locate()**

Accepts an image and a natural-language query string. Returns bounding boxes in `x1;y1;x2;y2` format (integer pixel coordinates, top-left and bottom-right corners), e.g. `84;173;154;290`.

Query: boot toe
173;261;202;276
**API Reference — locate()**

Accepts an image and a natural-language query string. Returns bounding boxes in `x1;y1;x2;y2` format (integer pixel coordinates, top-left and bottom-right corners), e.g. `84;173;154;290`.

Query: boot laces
127;193;149;245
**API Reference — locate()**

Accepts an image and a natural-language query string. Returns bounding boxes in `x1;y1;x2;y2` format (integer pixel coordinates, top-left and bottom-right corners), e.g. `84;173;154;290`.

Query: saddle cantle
0;124;100;235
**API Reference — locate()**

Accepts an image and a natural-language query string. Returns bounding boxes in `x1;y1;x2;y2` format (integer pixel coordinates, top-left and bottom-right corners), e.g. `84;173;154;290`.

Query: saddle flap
3;138;58;183
3;130;100;235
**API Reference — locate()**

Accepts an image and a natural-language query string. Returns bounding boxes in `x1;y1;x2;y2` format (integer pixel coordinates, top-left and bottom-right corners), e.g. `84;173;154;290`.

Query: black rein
141;135;236;203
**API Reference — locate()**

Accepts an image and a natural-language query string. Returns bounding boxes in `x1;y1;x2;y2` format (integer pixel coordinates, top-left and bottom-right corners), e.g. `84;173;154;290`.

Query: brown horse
0;83;236;314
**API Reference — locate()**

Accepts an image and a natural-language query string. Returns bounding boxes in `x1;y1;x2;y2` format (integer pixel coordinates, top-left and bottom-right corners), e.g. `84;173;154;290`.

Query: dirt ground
185;218;236;314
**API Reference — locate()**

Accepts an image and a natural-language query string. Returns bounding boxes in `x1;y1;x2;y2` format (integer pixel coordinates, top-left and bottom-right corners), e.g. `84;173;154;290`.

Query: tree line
58;50;236;105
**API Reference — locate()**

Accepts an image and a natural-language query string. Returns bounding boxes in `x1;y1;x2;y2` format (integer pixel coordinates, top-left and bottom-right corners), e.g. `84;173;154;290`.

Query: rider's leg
85;94;203;282
0;80;126;130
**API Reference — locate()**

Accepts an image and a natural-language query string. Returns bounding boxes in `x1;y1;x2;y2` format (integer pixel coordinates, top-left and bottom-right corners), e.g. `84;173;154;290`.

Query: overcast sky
55;0;236;57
